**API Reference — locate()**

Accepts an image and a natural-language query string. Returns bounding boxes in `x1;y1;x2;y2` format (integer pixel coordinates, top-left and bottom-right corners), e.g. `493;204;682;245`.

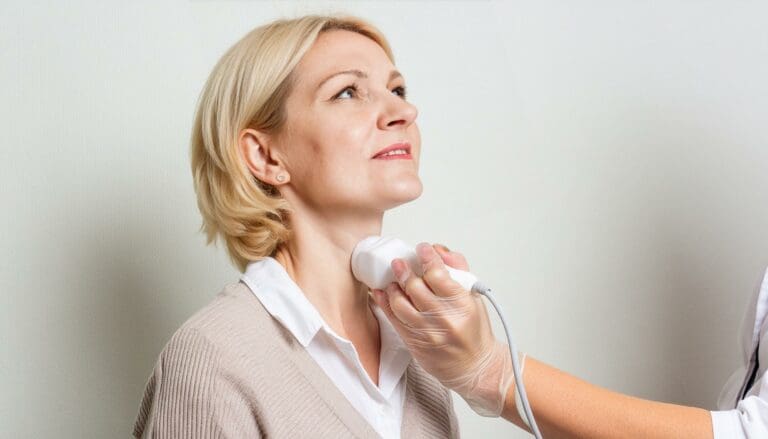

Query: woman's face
274;29;422;214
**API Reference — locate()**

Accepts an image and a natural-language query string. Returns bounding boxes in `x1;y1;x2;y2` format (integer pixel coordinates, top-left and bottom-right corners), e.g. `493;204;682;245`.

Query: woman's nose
378;94;418;130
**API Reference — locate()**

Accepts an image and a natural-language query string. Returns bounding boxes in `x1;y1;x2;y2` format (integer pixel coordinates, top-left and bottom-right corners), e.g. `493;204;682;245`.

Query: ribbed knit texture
133;281;460;438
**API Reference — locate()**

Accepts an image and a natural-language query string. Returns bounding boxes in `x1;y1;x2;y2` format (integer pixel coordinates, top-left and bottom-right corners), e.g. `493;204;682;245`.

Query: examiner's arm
371;242;714;439
499;355;712;438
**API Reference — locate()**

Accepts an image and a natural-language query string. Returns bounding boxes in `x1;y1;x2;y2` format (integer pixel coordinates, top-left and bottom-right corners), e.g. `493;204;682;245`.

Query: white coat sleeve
711;369;768;438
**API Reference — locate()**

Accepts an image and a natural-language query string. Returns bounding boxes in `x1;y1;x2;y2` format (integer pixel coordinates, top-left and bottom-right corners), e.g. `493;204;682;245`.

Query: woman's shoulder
133;281;270;438
163;281;278;357
178;281;261;329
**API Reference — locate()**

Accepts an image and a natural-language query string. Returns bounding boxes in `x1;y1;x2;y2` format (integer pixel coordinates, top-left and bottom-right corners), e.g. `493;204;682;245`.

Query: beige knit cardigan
133;281;461;438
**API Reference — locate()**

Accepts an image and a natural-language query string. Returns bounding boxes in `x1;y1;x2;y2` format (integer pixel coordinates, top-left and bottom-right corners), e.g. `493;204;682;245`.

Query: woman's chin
379;179;423;210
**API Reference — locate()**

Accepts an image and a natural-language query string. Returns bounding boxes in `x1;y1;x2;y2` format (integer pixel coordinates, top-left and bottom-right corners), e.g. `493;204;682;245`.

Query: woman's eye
334;86;357;100
392;86;407;99
332;84;407;100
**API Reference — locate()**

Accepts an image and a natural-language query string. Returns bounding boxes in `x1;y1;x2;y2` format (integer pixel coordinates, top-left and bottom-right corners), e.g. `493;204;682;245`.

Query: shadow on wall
69;196;217;436
513;92;757;411
624;99;757;409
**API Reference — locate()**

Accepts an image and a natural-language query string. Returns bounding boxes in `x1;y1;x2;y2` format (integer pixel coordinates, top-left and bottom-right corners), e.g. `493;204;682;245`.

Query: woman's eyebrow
316;69;403;91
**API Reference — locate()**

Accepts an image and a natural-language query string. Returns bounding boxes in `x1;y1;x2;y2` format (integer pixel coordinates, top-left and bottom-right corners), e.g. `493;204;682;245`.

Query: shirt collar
240;256;411;357
241;257;413;399
241;256;324;347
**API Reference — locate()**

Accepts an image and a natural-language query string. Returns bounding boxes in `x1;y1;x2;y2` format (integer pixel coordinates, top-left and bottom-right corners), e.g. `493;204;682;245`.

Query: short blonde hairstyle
190;15;394;272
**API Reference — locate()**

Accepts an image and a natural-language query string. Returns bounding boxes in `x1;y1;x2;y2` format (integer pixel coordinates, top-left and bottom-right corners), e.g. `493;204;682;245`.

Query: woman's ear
239;128;290;185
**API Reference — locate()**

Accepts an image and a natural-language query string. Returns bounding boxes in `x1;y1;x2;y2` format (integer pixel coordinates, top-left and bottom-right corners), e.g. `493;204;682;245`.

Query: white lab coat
711;267;768;438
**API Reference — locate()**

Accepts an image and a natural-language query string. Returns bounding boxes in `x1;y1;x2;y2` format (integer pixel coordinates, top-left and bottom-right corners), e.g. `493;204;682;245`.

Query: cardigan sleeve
133;328;263;438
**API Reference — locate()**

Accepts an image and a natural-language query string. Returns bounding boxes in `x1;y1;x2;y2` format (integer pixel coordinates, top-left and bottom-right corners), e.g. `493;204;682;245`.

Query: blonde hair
190;15;394;272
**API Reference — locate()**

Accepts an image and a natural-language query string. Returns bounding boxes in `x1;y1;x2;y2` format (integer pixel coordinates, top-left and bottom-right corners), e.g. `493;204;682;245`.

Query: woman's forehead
296;30;396;86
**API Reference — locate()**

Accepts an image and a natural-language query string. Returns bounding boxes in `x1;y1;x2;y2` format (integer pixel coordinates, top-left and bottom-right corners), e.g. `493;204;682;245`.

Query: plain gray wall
2;1;767;437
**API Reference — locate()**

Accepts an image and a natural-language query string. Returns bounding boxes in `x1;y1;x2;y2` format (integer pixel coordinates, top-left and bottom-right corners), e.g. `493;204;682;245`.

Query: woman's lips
374;153;412;160
372;142;412;160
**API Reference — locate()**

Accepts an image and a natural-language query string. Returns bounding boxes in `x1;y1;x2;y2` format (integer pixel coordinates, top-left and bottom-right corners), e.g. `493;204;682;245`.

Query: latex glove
370;242;516;417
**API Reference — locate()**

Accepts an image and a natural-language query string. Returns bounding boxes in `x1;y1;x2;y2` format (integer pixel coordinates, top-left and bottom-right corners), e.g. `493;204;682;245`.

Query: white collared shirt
711;267;768;438
241;257;412;439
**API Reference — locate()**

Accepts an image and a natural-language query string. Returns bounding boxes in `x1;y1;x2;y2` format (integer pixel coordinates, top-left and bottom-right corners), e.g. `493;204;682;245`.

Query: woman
133;15;459;438
372;242;768;438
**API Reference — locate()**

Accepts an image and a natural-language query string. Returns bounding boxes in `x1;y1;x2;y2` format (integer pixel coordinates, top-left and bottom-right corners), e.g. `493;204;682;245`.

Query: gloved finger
391;258;441;312
392;258;470;317
416;242;467;298
371;288;398;324
384;282;423;328
372;288;396;318
433;243;470;271
372;287;418;337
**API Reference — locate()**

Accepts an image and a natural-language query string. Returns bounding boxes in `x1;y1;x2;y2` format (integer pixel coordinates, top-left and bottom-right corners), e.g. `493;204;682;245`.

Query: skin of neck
272;204;383;338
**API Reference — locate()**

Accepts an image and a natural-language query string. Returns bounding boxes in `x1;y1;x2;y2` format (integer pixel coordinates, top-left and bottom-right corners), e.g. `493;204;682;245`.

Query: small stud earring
276;174;286;182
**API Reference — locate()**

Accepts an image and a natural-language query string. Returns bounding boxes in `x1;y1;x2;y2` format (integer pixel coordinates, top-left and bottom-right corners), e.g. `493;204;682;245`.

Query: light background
1;1;767;437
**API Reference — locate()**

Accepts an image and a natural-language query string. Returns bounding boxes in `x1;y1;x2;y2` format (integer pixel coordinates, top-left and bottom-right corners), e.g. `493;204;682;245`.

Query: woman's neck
271;210;383;337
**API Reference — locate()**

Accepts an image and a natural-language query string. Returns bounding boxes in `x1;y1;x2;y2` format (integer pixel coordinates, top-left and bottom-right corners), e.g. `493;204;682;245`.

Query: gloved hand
370;242;517;417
